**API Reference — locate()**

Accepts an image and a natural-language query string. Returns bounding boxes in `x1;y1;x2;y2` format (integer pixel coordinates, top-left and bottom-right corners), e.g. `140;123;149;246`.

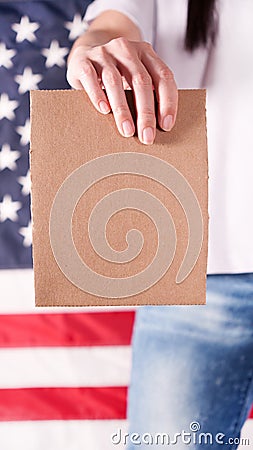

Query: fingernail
122;120;134;137
142;127;154;145
99;100;110;114
162;114;173;131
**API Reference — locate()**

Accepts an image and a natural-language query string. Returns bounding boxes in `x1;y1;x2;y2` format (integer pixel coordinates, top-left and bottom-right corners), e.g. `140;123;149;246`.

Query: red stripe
0;311;135;348
0;387;127;421
0;386;251;422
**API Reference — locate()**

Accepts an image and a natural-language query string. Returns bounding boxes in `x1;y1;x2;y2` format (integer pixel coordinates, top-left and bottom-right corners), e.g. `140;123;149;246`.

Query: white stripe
0;420;129;450
0;346;131;388
0;420;252;450
239;420;253;449
0;269;135;313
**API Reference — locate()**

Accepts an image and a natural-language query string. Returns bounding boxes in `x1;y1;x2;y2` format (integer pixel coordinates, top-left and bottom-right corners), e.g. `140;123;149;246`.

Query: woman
67;1;253;448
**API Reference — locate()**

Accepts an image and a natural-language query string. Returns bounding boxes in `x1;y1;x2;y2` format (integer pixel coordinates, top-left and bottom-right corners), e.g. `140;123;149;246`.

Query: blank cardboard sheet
30;89;208;306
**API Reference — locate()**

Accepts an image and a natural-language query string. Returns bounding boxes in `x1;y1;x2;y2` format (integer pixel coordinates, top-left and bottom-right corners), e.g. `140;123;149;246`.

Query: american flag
0;0;92;267
0;1;252;448
0;270;134;449
0;1;133;448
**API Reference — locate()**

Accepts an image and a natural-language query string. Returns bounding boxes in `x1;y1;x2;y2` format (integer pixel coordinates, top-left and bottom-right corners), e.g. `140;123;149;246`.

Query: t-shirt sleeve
84;0;155;44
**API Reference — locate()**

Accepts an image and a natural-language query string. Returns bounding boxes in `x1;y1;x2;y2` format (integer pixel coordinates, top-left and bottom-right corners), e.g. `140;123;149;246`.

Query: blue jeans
127;274;253;449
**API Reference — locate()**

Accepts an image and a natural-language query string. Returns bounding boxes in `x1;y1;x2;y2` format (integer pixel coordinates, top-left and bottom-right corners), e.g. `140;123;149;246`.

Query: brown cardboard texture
30;89;208;307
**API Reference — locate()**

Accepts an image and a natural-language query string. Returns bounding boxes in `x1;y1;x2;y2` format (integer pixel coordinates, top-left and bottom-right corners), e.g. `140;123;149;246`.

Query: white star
0;144;21;171
0;93;19;121
0;42;16;69
65;14;88;41
19;221;32;247
0;194;22;222
41;40;68;68
16;119;30;146
15;67;43;95
18;170;31;196
12;16;39;43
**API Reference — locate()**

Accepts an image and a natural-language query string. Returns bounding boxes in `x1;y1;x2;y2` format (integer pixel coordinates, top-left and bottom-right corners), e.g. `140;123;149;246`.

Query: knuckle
161;99;178;117
109;37;134;60
142;41;153;51
167;98;178;108
96;45;107;59
132;71;152;86
115;36;129;48
88;89;98;102
79;63;93;79
110;36;129;49
165;90;178;109
136;41;152;54
114;104;129;116
103;67;120;86
159;66;174;81
138;107;155;121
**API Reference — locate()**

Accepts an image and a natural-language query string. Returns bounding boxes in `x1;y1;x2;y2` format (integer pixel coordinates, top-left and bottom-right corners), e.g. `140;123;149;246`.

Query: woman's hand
67;37;178;145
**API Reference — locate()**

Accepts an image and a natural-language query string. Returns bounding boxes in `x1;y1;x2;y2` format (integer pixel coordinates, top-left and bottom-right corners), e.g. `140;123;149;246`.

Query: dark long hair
185;0;218;51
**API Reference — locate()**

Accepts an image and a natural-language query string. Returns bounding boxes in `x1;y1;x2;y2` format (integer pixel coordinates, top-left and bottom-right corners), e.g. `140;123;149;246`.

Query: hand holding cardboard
30;89;208;306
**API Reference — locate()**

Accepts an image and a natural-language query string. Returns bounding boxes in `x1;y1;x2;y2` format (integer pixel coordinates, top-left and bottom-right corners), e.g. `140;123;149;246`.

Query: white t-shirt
85;0;253;275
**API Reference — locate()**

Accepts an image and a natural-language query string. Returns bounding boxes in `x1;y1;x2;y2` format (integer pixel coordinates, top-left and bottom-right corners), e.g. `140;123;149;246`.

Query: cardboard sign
30;89;208;307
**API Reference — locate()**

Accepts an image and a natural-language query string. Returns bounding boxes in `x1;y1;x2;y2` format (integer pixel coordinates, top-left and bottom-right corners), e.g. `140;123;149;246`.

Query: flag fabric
0;1;133;448
0;268;134;449
0;270;252;450
0;0;92;268
0;2;252;449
